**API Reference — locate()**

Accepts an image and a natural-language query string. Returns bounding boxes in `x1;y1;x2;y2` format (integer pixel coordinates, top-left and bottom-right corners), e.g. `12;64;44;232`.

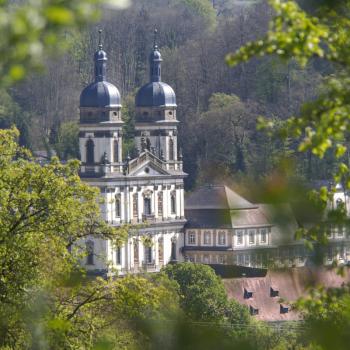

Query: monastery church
79;32;350;275
79;31;186;274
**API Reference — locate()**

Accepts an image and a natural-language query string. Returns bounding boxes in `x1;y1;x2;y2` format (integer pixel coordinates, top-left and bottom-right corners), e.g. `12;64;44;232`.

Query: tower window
86;240;94;265
113;139;119;163
86;139;95;164
171;238;177;261
169;138;174;161
144;197;151;215
115;195;121;218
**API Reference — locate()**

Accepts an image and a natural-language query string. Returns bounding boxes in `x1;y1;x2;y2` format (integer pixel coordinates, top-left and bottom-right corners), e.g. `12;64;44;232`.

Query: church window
158;237;164;263
133;239;139;263
133;194;138;218
171;237;177;261
260;228;267;243
203;231;211;245
115;195;121;218
218;231;226;245
169;138;174;161
86;139;94;164
145;246;152;264
86;240;94;265
144;197;151;215
236;230;244;245
249;229;256;244
116;247;121;265
188;231;196;245
113;139;119;162
171;192;176;214
113;111;117;116
158;192;163;216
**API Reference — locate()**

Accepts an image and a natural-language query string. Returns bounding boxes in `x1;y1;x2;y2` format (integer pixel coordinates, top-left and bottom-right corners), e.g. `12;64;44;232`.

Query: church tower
79;30;124;176
134;30;182;170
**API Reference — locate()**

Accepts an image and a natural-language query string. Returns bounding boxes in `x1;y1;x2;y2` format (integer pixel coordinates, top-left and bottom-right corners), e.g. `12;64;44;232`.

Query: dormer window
244;288;253;299
270;287;279;297
250;306;259;315
280;304;289;314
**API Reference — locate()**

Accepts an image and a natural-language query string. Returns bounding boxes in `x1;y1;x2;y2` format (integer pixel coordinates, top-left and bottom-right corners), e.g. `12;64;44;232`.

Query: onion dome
135;29;176;108
80;30;121;108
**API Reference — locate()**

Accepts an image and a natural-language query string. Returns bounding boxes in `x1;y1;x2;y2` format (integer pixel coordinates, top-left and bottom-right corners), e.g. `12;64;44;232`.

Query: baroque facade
79;33;186;275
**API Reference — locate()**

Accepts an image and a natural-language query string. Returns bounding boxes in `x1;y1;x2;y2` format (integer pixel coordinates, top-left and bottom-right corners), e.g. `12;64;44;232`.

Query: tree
163;262;248;324
0;0;129;87
0;127;129;347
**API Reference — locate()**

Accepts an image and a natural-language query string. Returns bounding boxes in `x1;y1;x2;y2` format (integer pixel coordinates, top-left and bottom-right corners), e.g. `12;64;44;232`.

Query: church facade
79;33;186;275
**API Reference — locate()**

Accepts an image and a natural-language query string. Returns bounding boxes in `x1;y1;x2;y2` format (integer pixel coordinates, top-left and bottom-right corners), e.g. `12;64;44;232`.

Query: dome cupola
135;29;176;108
80;30;121;110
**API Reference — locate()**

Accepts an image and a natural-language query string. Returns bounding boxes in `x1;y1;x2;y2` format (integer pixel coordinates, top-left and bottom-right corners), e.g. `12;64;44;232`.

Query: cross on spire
153;28;158;50
98;29;103;50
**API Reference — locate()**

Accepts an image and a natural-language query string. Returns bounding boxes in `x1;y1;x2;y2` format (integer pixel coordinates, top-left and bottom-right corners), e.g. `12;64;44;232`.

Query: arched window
158;192;163;217
86;139;95;164
169;138;174;161
144;197;151;215
171;238;177;261
116;246;121;265
133;194;138;218
145;246;152;264
134;238;139;263
86;240;94;265
171;192;176;214
115;195;121;218
113;139;119;163
158;237;164;264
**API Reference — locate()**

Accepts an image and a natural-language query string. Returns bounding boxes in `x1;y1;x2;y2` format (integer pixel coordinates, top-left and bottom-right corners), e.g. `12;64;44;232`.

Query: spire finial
98;29;103;50
153;28;158;50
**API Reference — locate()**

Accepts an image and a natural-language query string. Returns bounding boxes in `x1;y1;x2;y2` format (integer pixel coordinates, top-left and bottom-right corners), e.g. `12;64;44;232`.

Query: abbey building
78;33;350;276
79;34;186;275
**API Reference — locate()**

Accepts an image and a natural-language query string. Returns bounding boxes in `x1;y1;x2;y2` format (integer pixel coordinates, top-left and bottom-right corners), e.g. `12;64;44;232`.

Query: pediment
128;160;170;176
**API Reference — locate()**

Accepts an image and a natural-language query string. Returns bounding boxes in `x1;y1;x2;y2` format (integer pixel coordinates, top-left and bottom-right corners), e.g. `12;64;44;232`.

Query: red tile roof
223;266;350;322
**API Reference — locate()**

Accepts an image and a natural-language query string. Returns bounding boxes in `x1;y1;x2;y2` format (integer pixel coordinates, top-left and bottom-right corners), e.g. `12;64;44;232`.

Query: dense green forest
2;0;339;189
